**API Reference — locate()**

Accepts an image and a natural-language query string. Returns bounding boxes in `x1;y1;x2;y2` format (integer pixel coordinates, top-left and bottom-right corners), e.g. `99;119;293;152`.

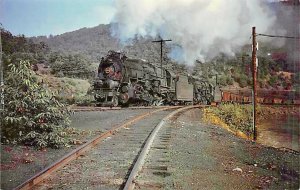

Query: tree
49;53;93;79
1;60;70;148
218;75;228;86
269;75;279;87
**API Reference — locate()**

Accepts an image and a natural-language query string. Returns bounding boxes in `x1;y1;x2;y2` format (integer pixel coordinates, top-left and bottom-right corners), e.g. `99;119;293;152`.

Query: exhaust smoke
111;0;282;65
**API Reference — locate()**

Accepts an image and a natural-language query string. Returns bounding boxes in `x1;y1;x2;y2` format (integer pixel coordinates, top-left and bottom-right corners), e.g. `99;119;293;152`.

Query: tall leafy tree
1;60;70;148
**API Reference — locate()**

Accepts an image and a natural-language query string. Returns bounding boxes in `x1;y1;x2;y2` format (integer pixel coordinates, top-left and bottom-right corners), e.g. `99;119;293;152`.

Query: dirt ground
165;108;299;189
1;108;299;190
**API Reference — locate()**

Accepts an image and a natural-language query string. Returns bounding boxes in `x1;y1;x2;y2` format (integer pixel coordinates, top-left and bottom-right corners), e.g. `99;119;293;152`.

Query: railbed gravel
0;108;156;190
136;108;299;189
32;110;174;190
1;108;298;189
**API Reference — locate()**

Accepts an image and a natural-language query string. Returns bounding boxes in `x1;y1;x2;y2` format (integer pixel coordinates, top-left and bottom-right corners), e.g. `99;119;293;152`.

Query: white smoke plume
112;0;279;65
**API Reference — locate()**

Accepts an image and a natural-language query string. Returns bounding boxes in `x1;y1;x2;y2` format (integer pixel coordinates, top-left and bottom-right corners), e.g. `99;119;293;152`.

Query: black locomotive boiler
93;50;215;106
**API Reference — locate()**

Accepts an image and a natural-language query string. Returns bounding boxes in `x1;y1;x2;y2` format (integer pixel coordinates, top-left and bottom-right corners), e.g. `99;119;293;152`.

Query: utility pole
152;38;172;77
252;27;258;141
215;74;219;86
0;25;4;111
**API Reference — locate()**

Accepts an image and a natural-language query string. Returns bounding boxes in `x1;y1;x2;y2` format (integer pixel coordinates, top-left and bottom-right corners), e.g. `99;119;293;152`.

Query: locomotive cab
174;74;194;104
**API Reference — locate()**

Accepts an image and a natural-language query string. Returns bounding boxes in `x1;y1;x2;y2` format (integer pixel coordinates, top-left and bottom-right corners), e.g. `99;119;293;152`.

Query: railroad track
71;106;175;112
15;106;196;190
71;102;300;113
123;105;201;189
14;104;295;189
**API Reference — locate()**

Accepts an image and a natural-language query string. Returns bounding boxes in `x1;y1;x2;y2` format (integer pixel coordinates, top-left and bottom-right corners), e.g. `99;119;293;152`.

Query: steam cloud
112;0;280;65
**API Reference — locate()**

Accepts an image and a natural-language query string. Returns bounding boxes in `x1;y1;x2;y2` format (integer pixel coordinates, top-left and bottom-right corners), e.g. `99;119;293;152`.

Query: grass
37;74;94;105
204;104;300;141
204;104;262;137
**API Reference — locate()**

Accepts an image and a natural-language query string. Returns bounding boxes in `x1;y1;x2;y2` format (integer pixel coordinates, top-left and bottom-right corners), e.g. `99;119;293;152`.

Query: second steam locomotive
93;50;217;106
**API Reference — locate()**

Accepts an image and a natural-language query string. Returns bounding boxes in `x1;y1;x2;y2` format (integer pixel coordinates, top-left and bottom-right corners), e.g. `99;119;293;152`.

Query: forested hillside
31;24;167;64
30;23;299;90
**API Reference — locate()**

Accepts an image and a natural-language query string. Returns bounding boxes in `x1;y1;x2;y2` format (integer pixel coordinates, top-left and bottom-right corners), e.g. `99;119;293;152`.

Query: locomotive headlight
121;85;128;93
93;79;103;87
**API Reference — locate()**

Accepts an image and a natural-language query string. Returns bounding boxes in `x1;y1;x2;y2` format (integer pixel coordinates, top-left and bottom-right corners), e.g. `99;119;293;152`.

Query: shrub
218;75;228;86
205;104;261;136
269;75;279;87
74;95;94;106
237;74;248;88
1;60;71;148
226;76;234;85
49;53;93;79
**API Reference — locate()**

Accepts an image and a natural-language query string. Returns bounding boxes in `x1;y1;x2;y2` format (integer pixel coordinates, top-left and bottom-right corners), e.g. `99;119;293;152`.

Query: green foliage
269;75;279;87
257;56;272;80
224;54;289;89
1;60;71;148
271;60;284;72
226;77;234;85
3;52;37;71
218;75;233;86
49;53;93;79
74;95;94;106
57;94;94;106
1;28;50;73
258;78;267;88
2;28;93;80
206;104;261;136
218;75;227;86
237;74;249;88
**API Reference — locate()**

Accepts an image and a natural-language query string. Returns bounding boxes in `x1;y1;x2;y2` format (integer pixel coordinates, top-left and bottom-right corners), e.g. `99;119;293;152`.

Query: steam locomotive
93;50;217;106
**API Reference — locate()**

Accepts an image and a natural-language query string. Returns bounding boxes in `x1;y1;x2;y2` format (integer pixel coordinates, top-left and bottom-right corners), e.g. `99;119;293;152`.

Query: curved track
124;105;201;190
71;106;176;112
15;107;178;190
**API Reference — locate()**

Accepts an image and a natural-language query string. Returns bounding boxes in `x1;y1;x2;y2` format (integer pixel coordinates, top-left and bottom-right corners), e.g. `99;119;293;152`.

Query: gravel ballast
1;108;298;189
1;108;156;190
148;108;299;189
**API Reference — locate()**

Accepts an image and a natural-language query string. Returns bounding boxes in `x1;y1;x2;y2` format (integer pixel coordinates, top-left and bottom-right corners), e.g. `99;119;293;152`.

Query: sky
0;0;116;37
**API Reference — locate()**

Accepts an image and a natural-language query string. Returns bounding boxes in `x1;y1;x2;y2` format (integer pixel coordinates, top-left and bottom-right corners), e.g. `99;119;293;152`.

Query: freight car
220;89;300;105
93;50;215;106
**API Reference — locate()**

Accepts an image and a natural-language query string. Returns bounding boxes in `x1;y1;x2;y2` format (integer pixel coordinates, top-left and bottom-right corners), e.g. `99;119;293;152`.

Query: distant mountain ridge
29;23;299;90
31;24;169;65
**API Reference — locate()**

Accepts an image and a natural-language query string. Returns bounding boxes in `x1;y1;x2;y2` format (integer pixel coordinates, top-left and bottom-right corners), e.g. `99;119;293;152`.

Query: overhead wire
256;33;300;39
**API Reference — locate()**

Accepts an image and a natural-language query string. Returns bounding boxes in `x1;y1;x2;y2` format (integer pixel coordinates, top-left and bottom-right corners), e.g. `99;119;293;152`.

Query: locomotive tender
93;50;215;106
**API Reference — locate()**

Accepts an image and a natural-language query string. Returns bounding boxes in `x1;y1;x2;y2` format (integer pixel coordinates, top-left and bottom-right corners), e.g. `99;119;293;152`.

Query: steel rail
71;106;175;112
71;106;122;112
123;105;202;190
14;106;179;190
